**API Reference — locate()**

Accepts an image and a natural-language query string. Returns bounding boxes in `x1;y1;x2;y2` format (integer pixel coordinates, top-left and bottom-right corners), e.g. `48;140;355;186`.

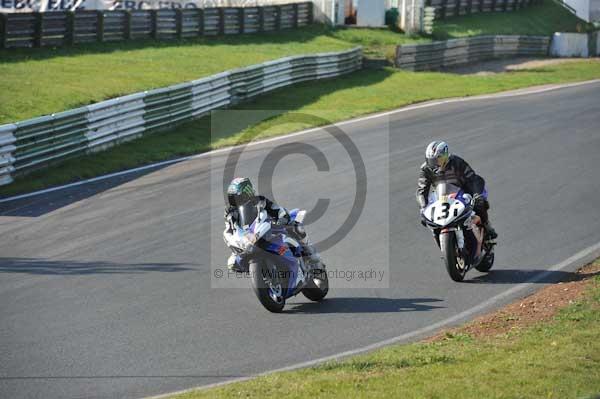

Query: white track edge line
2;78;600;204
143;241;600;399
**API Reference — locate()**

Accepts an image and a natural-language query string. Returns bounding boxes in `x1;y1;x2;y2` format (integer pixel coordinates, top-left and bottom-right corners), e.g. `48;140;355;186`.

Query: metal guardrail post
33;12;42;47
197;9;204;36
97;10;104;42
66;11;75;45
293;3;299;28
151;10;158;39
238;7;244;34
125;10;132;40
258;6;265;32
276;5;282;30
1;13;8;49
176;9;183;39
219;8;225;35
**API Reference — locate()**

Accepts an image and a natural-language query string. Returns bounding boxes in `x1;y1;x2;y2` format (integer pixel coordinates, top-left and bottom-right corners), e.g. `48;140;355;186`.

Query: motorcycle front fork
433;228;470;263
432;229;464;249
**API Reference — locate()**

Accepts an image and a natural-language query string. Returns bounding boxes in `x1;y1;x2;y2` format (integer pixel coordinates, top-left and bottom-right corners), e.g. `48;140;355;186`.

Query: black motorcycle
421;182;495;282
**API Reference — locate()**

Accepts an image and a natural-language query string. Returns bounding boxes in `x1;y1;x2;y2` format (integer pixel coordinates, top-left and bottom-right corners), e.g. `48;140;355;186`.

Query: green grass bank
432;0;586;39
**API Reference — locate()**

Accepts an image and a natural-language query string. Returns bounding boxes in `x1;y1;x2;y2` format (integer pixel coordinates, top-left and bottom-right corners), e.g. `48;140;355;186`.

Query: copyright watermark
213;267;386;284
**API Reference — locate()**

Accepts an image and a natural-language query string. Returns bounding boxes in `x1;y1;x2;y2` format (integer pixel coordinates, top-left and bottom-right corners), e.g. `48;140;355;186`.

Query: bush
385;8;399;28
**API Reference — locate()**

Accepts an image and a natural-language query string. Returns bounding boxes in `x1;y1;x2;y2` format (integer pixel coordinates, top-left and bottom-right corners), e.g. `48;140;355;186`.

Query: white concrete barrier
550;32;590;57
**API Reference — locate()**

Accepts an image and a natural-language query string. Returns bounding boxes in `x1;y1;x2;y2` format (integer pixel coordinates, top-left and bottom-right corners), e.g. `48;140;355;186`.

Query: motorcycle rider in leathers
223;177;323;273
417;141;498;240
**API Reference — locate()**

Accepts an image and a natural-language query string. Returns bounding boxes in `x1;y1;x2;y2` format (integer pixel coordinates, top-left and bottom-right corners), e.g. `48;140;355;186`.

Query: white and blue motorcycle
224;203;328;312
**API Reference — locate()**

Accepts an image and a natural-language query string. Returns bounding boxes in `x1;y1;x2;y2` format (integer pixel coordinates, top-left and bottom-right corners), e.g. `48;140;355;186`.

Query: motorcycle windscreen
238;202;258;228
433;181;461;199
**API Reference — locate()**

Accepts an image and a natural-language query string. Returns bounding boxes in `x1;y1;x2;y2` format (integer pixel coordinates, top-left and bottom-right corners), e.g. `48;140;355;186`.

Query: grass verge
168;259;600;399
3;59;600;198
0;25;426;124
432;1;586;39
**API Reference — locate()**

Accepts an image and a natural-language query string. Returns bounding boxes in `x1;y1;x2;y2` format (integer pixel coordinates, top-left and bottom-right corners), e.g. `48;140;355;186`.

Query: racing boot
291;222;325;271
227;253;246;273
299;238;325;271
484;221;498;241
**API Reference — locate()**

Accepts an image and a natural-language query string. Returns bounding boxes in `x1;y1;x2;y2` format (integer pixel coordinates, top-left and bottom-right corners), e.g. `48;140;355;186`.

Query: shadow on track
0;162;178;218
0;257;194;275
467;268;598;285
287;297;444;314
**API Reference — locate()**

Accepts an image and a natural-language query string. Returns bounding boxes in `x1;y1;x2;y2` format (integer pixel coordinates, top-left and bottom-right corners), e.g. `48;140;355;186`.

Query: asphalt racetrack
1;81;599;399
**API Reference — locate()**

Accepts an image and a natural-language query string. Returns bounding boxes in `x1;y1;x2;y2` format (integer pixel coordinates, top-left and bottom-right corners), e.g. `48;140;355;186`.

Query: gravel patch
441;57;598;75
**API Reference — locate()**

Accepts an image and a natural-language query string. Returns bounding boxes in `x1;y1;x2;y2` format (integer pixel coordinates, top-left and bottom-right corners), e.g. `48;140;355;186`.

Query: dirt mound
427;262;600;341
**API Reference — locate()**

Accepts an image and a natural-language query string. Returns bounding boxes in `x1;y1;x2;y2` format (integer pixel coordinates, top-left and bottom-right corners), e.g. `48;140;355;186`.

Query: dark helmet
227;177;256;207
425;140;450;172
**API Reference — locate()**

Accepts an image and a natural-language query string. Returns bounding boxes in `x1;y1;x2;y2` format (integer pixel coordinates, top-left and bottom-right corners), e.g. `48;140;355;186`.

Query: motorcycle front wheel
441;232;467;282
250;260;286;313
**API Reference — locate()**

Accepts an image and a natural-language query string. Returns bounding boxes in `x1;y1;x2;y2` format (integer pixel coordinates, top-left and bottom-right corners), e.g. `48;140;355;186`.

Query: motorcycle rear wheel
441;233;467;282
302;269;329;302
250;260;286;313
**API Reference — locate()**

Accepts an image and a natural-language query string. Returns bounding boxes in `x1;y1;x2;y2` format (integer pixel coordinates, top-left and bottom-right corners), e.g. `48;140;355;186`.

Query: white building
312;0;388;26
562;0;600;22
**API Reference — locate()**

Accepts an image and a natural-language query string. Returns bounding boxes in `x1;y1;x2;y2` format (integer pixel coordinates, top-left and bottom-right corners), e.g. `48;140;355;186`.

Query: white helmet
425;141;450;172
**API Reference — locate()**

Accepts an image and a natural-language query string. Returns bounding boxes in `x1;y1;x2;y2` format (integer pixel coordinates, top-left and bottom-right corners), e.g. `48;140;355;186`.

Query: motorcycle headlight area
241;233;257;250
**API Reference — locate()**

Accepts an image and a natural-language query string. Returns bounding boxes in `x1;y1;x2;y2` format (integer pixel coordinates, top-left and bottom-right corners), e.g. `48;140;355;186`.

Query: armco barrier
0;124;16;186
0;2;313;49
395;35;551;71
424;0;542;20
0;47;362;186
